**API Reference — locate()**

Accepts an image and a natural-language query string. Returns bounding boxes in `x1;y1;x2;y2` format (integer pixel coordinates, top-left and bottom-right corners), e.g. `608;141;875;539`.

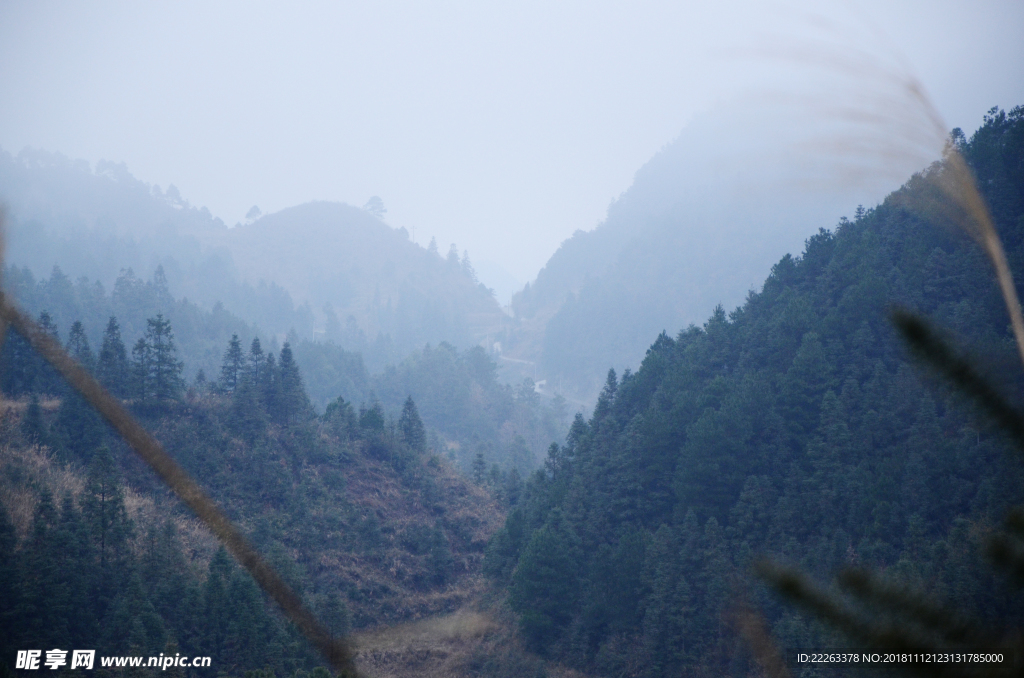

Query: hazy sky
1;0;1022;290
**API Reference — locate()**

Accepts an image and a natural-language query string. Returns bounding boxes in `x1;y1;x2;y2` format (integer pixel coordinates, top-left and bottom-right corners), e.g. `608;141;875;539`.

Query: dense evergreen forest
4;102;1022;678
0;313;529;675
0;266;568;475
485;106;1024;675
507;105;887;404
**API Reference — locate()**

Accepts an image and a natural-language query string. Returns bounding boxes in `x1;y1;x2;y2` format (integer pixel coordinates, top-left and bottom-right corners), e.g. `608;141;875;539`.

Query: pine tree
98;317;130;397
203;547;234;658
18;490;70;648
57;492;98;645
81;448;134;612
66;321;95;371
141;521;191;631
54;321;104;461
508;511;582;653
275;343;309;425
221;334;244;393
248;337;264;385
639;524;691;677
101;572;167;656
232;372;267;441
398;396;427;454
0;502;20;657
146;315;184;401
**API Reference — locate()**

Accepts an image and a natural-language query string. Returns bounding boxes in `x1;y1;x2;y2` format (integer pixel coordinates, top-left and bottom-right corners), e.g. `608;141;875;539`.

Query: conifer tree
398;396;427;454
98;316;130;397
508;511;581;653
275;342;309;425
18;490;70;648
101;572;167;656
203;547;234;657
141;521;191;630
81;448;133;611
146;314;184;401
66;320;95;371
232;371;267;440
220;334;244;393
57;492;98;645
54;388;105;463
248;337;264;384
0;503;20;657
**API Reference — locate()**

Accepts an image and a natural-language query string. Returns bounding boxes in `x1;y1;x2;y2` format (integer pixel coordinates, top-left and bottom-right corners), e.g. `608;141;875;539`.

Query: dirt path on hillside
350;609;497;677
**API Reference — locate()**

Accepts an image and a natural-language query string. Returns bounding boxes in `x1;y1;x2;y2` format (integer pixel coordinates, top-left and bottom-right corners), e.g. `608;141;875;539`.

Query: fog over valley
2;2;1024;677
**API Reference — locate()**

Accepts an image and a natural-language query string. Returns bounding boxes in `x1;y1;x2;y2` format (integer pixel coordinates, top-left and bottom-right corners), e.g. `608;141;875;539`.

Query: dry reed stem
749;20;1024;367
0;278;361;677
940;150;1024;367
743;19;1024;673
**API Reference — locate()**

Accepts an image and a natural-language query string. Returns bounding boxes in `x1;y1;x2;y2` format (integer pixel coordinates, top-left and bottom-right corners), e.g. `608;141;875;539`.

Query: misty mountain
509;104;923;403
0;149;509;370
215;201;509;363
0;147;317;341
487;105;1024;674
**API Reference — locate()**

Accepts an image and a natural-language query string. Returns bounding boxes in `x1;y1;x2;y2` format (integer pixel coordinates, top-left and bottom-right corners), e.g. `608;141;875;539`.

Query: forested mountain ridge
217;202;508;362
507;106;931;404
0;150;508;369
0;284;566;484
0;327;517;676
485;106;1024;676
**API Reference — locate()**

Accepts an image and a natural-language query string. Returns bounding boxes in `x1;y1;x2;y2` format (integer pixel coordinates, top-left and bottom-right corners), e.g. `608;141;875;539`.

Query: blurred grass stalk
743;13;1024;678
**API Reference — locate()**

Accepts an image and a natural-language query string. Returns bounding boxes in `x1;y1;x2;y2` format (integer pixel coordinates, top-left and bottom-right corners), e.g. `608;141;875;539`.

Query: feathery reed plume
914;148;1024;368
0;224;361;676
752;13;1024;365
744;18;1024;673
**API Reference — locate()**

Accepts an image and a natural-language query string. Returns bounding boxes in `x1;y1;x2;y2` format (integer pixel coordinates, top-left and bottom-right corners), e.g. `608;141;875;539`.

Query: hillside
506;104;928;404
217;202;509;364
0;152;510;370
0;348;511;676
486;106;1024;675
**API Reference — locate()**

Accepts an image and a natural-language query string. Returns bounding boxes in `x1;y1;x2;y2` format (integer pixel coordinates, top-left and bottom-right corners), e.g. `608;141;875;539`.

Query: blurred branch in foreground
0;217;361;677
